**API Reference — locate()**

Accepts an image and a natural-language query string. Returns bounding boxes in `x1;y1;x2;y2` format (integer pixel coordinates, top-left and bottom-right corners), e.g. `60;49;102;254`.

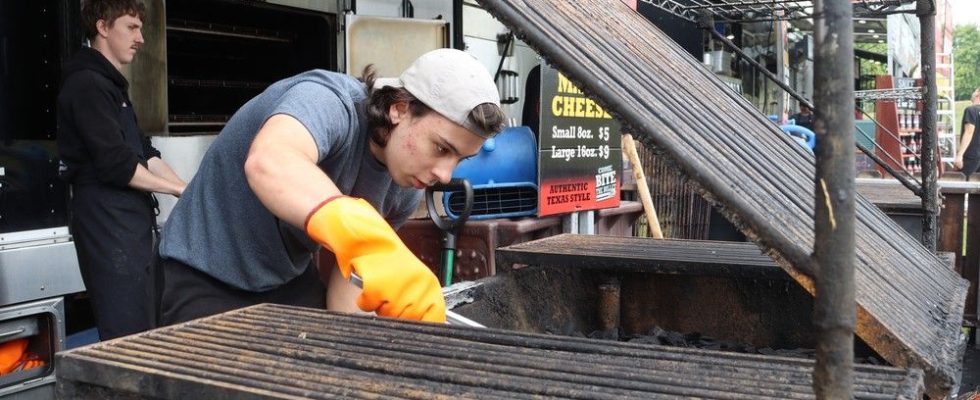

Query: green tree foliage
954;24;980;100
856;42;888;78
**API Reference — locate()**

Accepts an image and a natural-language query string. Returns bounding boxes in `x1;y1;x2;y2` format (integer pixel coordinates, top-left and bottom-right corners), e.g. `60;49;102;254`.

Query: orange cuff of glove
304;196;396;279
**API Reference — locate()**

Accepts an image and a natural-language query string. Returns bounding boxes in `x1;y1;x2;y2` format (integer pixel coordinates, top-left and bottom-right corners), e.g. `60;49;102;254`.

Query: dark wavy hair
360;64;506;147
81;0;147;41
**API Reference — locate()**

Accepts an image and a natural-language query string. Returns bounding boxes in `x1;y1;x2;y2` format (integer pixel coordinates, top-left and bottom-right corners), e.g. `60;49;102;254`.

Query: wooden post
622;134;663;239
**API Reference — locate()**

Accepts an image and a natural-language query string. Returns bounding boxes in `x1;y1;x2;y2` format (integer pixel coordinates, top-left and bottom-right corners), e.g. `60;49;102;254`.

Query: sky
949;0;980;27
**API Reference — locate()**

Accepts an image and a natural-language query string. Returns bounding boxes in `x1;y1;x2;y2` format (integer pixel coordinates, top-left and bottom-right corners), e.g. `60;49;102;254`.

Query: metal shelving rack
639;0;939;245
637;0;916;23
853;86;927;178
854;87;923;101
936;51;956;162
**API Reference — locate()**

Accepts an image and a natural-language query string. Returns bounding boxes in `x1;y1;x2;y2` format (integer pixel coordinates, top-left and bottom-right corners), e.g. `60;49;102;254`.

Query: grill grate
57;304;923;399
644;151;713;239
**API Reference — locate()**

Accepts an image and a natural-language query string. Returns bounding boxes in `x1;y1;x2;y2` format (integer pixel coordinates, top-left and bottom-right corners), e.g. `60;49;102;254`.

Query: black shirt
962;104;980;160
57;47;159;187
791;112;815;131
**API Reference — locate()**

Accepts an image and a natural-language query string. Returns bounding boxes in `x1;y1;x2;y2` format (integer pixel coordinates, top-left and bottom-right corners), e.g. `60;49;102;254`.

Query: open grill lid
57;304;924;399
473;0;966;397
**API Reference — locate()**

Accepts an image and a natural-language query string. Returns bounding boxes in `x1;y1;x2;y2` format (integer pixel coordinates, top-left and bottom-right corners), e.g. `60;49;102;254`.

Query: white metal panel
0;243;84;306
345;15;448;78
462;2;541;126
0;228;69;250
462;1;506;41
151;135;218;224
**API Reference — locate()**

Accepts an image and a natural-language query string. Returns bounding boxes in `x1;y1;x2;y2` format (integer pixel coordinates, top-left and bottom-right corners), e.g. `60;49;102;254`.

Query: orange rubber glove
0;339;28;375
305;196;446;323
0;339;44;376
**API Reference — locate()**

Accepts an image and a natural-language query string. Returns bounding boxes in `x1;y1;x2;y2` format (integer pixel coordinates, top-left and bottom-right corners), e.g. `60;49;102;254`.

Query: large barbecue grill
52;0;970;397
472;0;968;398
56;303;924;399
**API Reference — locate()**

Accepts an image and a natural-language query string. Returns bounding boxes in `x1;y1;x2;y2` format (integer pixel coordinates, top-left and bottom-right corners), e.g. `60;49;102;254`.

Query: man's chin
393;177;416;189
408;177;427;190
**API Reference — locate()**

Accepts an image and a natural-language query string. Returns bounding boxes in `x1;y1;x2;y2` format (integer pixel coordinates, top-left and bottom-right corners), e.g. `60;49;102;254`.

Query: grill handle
424;178;473;233
0;328;25;340
425;178;474;286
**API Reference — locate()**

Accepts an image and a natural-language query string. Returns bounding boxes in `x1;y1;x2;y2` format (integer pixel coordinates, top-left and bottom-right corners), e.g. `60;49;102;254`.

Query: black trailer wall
0;0;78;233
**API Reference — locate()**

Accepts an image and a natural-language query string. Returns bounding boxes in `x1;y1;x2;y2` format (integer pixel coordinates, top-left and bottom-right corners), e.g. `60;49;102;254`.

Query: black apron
70;102;157;340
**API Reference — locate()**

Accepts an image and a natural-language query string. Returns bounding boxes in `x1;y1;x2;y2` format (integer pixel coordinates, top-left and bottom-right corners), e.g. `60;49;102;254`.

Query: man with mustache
57;0;186;340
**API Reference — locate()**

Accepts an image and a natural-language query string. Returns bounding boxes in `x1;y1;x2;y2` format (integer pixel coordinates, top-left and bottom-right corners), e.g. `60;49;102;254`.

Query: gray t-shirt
160;70;422;291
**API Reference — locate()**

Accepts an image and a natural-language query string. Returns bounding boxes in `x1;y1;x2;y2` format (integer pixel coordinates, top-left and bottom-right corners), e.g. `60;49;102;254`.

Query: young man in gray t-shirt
159;49;504;325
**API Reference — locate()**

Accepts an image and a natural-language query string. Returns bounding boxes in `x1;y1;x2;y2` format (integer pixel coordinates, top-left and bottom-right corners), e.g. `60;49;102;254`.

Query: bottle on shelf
908;157;919;174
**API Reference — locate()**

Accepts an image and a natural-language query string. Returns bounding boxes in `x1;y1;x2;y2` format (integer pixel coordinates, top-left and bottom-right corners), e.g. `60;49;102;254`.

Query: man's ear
95;19;109;37
387;101;410;125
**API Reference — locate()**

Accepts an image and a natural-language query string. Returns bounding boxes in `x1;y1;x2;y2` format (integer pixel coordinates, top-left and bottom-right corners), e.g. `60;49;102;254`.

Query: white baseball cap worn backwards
373;48;501;138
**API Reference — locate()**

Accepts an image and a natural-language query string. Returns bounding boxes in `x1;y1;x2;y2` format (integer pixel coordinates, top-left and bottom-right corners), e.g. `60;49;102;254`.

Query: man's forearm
147;157;187;187
129;163;184;196
244;114;343;228
957;124;975;158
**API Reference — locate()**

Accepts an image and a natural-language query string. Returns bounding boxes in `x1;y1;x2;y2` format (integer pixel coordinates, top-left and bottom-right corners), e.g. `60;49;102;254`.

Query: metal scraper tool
349;272;485;328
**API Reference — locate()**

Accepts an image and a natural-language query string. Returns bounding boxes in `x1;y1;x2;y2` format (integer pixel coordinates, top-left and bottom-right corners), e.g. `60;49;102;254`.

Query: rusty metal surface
856;181;923;211
497;237;813;346
455;264;875;362
917;0;941;251
498;234;786;278
475;1;966;397
56;304;923;399
597;277;621;332
810;0;858;393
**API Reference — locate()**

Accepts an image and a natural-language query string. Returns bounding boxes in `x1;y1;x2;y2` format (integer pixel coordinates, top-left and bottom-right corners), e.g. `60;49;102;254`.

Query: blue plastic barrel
780;124;816;151
443;126;539;220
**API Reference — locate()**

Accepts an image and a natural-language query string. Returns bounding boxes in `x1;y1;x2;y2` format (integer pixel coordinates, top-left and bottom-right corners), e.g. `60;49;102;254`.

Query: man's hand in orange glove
305;196;446;323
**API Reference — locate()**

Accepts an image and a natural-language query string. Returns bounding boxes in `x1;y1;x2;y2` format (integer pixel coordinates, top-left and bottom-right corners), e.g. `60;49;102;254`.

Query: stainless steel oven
1;1;85;397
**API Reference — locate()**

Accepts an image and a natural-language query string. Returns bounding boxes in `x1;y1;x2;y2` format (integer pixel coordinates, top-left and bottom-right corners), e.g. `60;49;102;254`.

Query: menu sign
537;64;621;217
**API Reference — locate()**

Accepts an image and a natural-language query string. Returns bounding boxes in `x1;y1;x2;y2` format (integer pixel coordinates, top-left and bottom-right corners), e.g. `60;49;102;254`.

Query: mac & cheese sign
538;65;621;217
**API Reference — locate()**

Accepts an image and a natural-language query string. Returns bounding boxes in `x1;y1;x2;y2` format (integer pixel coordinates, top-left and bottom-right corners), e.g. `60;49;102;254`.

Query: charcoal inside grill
585;325;884;365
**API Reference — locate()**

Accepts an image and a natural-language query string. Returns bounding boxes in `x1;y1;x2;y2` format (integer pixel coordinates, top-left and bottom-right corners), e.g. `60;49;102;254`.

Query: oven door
0;297;67;398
